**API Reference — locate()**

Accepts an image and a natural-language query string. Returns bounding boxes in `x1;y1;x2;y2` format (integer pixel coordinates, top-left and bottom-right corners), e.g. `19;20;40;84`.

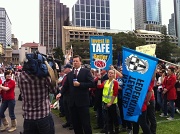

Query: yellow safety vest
102;79;117;104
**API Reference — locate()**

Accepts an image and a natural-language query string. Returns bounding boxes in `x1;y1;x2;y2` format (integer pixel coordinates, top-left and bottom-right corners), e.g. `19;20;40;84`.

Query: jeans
157;90;163;111
162;93;168;116
169;100;175;118
23;114;55;134
0;99;16;120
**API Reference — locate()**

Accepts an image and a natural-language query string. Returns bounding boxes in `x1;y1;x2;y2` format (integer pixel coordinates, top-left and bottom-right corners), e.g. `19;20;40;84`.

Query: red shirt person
162;66;177;120
0;70;16;132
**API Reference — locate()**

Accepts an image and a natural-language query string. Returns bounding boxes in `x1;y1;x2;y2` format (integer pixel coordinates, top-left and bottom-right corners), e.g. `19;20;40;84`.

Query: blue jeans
169;100;175;118
162;93;168;116
0;99;16;120
23;114;55;134
157;90;163;110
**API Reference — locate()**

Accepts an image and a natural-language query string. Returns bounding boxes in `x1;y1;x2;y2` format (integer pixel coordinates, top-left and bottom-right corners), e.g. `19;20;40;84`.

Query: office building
0;7;12;48
174;0;180;46
72;0;110;29
134;0;162;32
40;0;69;54
168;13;176;36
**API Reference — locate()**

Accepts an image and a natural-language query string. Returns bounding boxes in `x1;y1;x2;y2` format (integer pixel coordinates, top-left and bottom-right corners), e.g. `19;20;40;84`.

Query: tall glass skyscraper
0;7;12;48
134;0;162;31
174;0;180;46
72;0;110;29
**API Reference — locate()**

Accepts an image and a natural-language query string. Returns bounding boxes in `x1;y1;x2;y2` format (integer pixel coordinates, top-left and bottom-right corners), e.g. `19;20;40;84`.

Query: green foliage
53;47;64;64
156;26;177;62
66;41;90;59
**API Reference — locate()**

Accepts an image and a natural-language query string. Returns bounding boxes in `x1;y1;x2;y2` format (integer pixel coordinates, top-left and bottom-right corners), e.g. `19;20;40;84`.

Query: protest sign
122;47;158;122
90;36;112;70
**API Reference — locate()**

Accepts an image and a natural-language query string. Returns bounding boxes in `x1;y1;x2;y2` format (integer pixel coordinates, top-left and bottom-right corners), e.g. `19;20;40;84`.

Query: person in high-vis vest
97;69;119;134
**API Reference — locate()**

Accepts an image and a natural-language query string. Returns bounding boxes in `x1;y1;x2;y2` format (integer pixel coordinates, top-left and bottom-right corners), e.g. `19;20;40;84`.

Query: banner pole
158;58;179;67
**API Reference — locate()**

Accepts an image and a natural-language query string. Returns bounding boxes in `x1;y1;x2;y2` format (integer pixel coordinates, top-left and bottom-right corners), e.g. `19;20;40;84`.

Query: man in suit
61;55;94;134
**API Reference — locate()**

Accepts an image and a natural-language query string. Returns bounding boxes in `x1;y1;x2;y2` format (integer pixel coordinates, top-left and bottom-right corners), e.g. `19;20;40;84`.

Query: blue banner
90;36;112;70
122;47;158;122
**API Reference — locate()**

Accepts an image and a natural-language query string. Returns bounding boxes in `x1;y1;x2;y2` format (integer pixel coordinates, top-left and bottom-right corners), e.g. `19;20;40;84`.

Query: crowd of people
55;59;180;134
0;56;179;134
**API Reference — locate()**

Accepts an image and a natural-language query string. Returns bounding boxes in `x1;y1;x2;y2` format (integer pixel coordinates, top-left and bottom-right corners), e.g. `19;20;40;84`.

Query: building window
81;12;85;19
105;1;109;7
91;13;95;19
96;13;100;20
106;14;110;20
91;6;95;12
91;0;95;5
96;0;100;6
81;19;85;26
86;20;90;26
101;21;105;27
91;20;95;27
81;5;85;11
101;7;105;13
96;7;100;13
106;21;110;28
75;5;80;11
97;21;100;27
101;1;105;6
86;13;90;19
86;0;90;5
106;8;110;14
76;19;80;25
80;0;85;4
101;14;105;20
75;12;80;18
86;6;90;12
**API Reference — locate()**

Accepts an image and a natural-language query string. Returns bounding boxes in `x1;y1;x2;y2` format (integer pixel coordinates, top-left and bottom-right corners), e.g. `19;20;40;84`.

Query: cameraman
18;70;56;134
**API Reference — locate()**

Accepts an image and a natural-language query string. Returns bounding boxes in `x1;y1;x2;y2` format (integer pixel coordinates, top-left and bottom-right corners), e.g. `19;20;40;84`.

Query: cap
64;64;72;69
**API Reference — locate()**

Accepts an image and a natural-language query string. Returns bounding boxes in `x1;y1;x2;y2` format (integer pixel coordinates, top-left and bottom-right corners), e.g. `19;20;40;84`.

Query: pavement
2;85;74;134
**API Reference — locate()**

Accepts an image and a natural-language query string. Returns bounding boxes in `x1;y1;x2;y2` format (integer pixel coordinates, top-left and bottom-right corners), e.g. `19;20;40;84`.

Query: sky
0;0;174;46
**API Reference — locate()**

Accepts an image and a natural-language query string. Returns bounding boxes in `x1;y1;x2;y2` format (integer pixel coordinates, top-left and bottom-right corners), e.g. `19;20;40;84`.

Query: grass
51;104;180;134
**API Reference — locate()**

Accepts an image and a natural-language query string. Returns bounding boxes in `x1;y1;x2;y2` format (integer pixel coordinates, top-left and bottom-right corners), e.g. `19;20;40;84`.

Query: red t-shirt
1;79;15;100
141;100;147;112
142;80;155;111
149;80;155;101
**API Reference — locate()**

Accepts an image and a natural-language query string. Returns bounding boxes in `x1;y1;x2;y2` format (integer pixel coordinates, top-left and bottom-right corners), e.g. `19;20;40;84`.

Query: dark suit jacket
61;68;94;107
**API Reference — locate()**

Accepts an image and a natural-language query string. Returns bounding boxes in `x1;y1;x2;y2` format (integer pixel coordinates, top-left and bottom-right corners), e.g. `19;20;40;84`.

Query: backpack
22;53;49;78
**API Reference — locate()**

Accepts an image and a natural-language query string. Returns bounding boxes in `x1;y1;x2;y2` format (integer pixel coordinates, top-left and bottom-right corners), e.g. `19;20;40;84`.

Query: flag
122;47;158;122
117;52;121;68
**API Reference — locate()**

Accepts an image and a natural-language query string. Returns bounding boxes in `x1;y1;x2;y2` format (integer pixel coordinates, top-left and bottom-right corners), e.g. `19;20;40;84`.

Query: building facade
72;0;110;29
168;13;176;36
174;0;180;46
0;7;12;48
134;0;162;32
39;0;69;54
62;26;178;56
19;42;46;63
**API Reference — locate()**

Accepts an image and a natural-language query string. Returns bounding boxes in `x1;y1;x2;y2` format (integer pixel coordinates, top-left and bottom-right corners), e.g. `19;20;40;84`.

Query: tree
156;26;176;61
53;47;64;64
66;40;90;59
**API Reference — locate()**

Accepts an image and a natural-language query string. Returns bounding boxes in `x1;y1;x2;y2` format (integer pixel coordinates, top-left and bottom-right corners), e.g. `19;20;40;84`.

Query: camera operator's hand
56;93;61;100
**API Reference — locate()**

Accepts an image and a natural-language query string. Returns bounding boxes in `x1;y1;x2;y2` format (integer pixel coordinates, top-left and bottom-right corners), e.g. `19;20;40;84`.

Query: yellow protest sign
136;44;156;57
